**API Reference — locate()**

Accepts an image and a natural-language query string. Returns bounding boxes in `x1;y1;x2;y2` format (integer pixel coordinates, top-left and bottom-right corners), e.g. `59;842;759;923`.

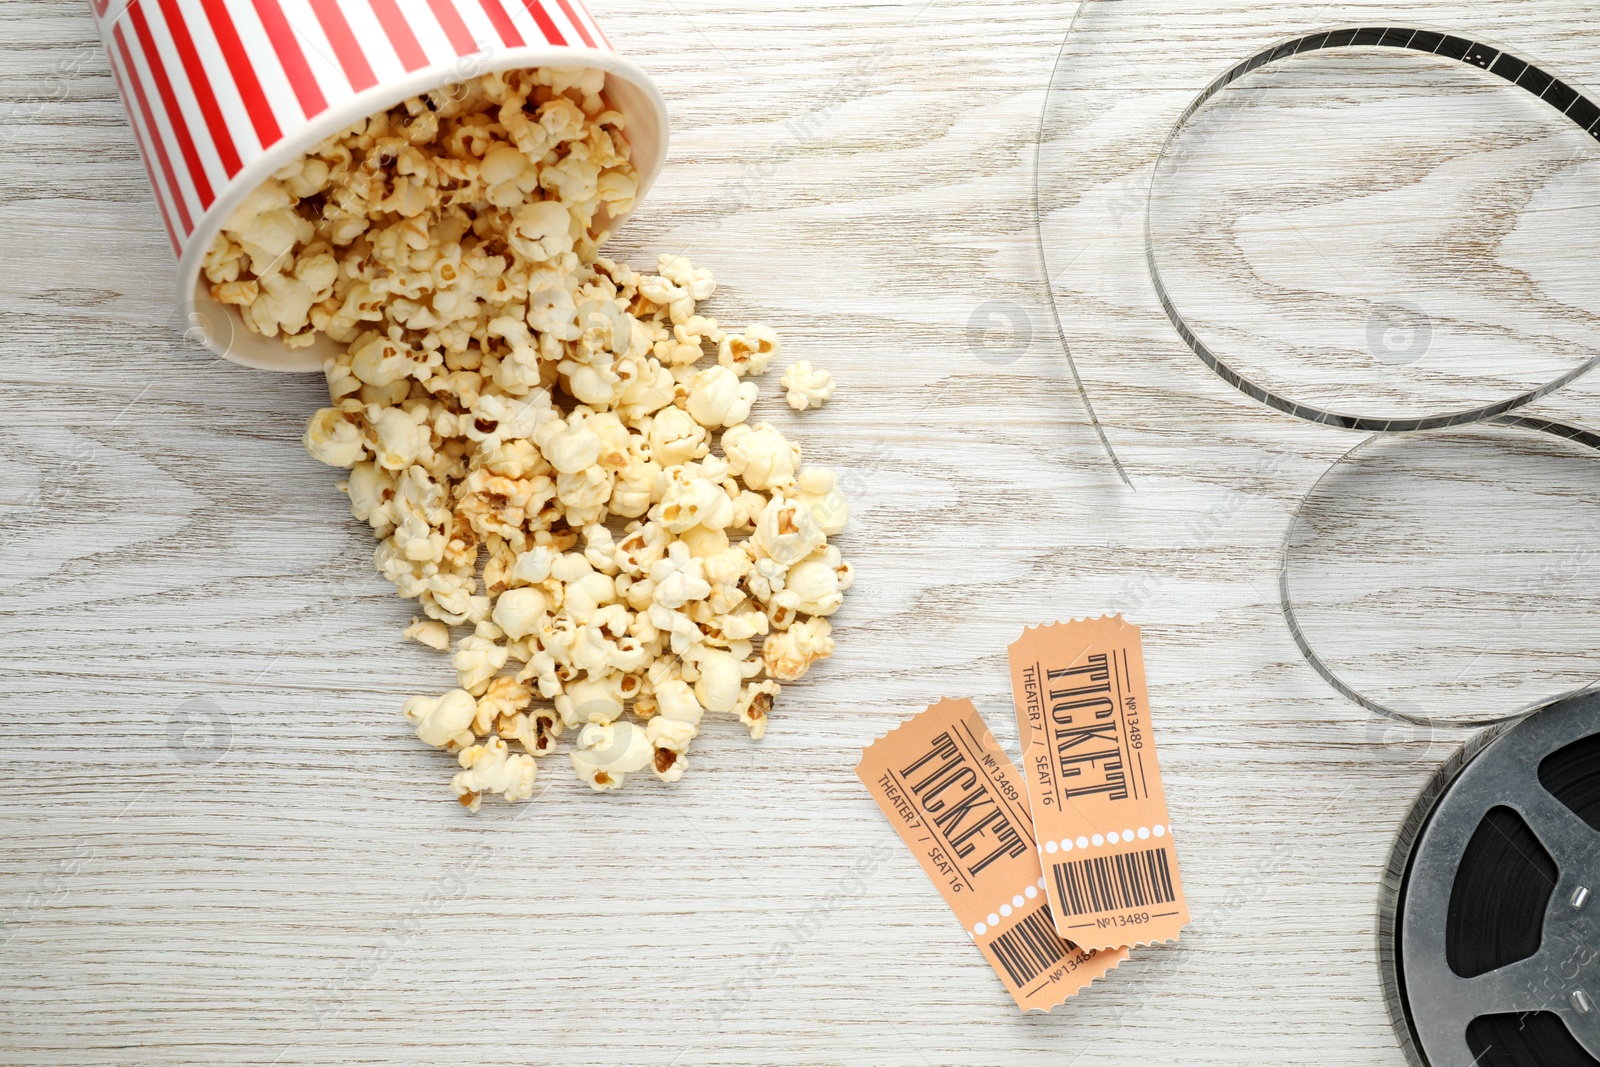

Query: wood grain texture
3;0;1599;1064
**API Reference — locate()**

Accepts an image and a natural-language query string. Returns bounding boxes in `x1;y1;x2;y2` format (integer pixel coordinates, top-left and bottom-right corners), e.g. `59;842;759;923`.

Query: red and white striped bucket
89;0;669;371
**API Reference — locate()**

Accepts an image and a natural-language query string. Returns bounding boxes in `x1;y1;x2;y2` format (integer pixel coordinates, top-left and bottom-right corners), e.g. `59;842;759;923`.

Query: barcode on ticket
1051;847;1176;916
988;907;1077;987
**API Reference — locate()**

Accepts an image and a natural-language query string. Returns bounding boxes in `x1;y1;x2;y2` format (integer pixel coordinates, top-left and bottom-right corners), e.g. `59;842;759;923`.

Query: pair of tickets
855;616;1189;1011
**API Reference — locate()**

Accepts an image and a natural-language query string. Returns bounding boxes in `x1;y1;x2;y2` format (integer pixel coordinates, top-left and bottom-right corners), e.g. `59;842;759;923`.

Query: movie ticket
857;698;1128;1010
1009;617;1190;950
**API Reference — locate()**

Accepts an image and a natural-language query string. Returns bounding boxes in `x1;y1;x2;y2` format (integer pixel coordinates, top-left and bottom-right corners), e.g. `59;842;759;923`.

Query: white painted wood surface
3;0;1600;1063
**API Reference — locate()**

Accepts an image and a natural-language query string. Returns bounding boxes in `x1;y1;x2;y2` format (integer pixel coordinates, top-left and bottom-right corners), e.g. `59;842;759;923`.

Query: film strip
1034;15;1600;728
1146;26;1600;434
1280;414;1600;729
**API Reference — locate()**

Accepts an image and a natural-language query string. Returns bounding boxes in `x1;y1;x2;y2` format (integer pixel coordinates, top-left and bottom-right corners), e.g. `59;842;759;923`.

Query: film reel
1381;690;1600;1067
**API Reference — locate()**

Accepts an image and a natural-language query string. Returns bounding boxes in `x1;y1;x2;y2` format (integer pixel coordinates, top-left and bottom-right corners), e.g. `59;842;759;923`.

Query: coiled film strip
1034;15;1600;726
1147;26;1600;433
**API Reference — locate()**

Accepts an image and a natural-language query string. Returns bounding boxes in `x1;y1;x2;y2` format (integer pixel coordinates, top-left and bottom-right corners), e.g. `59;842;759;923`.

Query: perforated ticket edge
1010;617;1191;950
856;697;1129;1012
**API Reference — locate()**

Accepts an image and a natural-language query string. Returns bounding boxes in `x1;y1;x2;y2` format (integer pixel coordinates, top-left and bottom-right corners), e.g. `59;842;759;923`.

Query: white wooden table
4;0;1600;1063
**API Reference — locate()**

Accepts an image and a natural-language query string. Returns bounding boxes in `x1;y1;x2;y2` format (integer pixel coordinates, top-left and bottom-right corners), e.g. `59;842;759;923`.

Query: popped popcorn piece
649;744;688;784
225;69;857;808
492;586;549;641
649;678;702;732
686;645;745;713
556;672;629;727
718;325;780;377
475;676;533;734
304;408;366;468
734;679;781;739
721;423;799;491
571;720;654;791
645;712;695;783
373;406;428;470
402;617;451;651
452;737;539;811
646;714;697;753
776;545;852;618
762;617;834;681
453;633;509;695
779;360;835;411
510;545;558;585
794;466;850;537
649;541;712;609
403;689;477;752
685;365;759;429
752;496;826;566
501;706;563;756
658;253;716;300
648;406;709;466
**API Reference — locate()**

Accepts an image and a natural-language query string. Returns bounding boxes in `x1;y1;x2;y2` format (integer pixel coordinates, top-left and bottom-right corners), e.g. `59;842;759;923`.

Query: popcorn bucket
88;0;669;371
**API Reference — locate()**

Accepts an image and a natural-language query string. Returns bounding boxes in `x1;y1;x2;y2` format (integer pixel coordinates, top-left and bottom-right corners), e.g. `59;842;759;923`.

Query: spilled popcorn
780;359;834;411
204;69;852;810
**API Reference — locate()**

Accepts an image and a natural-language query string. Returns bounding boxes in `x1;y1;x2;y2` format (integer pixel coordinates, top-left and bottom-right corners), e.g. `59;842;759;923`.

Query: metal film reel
1382;690;1600;1067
